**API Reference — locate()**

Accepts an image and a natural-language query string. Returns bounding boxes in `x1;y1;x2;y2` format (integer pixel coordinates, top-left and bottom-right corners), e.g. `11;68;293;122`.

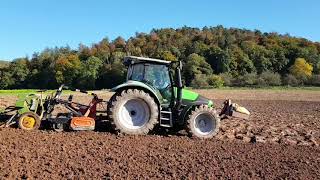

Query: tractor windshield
145;64;170;90
130;64;144;81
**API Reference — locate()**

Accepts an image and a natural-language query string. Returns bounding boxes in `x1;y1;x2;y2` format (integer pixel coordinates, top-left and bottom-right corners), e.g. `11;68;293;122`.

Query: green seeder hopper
0;91;49;129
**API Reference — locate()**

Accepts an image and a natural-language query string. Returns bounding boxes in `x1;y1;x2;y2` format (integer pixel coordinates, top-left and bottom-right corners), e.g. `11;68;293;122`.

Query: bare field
0;89;319;179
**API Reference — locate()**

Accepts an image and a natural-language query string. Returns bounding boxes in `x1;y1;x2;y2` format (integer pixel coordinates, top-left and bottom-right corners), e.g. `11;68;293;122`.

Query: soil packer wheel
18;112;41;130
108;89;159;135
53;123;65;132
186;105;220;139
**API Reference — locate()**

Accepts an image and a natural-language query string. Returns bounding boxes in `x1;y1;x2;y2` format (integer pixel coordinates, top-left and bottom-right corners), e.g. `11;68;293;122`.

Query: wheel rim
53;123;64;132
118;98;150;129
194;113;215;136
21;116;36;129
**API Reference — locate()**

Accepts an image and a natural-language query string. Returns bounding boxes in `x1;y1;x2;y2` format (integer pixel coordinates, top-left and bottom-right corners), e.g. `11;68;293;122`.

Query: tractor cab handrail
53;85;100;102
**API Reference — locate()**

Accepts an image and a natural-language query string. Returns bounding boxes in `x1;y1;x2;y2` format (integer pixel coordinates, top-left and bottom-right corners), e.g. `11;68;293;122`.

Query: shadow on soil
0;115;188;138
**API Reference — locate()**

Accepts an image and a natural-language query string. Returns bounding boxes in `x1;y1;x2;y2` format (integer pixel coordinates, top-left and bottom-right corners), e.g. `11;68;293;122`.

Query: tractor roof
124;56;171;65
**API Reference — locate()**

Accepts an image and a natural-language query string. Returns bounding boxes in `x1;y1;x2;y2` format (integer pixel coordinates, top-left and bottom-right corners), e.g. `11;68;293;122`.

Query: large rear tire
186;105;220;139
108;89;159;135
18;112;41;130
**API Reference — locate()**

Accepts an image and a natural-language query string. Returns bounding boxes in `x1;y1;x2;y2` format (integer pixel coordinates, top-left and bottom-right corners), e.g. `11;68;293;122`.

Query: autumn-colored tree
55;54;81;86
290;58;313;82
113;36;126;49
160;51;177;61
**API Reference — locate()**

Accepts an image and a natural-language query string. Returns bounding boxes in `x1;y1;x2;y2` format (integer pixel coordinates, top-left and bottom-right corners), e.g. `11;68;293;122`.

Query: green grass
0;89;72;96
0;89;37;95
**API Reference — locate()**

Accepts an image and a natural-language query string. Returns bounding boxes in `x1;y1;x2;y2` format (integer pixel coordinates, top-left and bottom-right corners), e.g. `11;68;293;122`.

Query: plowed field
0;89;319;179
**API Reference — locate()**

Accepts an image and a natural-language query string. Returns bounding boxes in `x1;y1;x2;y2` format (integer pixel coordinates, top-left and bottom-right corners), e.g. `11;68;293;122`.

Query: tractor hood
111;80;162;104
175;88;214;107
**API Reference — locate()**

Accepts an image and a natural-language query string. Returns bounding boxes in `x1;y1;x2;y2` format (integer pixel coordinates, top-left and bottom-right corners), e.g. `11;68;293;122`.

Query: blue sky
0;0;319;60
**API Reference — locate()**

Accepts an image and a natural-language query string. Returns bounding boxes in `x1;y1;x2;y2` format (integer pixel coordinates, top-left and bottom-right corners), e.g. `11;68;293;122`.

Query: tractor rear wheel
186;105;220;139
108;89;159;135
18;112;41;130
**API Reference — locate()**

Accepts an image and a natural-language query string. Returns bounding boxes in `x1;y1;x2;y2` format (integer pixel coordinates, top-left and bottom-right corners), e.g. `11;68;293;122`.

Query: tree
190;74;209;88
96;60;126;89
184;53;213;86
206;46;231;73
207;75;224;88
160;51;177;61
290;58;313;82
0;70;14;89
91;38;111;63
78;43;92;61
268;46;289;73
0;60;9;68
229;47;255;76
113;36;126;49
241;41;272;73
78;56;103;89
9;58;30;88
315;61;320;74
54;54;81;86
190;41;209;56
257;71;282;86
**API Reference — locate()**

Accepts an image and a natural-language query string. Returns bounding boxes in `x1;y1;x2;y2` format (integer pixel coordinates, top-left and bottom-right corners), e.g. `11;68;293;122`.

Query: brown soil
0;90;319;179
216;99;320;146
0;129;319;179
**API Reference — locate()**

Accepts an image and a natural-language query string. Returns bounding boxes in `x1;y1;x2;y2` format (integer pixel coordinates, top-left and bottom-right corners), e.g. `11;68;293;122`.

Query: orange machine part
70;117;95;131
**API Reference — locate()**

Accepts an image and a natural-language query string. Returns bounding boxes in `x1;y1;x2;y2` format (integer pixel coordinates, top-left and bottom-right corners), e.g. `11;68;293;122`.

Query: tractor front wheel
18;112;41;130
108;89;159;135
186;105;220;139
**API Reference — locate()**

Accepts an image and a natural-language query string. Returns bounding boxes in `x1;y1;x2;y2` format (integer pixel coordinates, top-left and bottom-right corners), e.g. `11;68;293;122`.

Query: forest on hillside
0;26;320;89
0;61;9;68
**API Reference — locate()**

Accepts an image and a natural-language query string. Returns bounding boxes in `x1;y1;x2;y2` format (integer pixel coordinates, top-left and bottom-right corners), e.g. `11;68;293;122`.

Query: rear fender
111;80;161;105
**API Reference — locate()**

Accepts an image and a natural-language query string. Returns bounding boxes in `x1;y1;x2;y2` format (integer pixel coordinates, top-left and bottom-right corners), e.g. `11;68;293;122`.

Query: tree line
0;26;320;90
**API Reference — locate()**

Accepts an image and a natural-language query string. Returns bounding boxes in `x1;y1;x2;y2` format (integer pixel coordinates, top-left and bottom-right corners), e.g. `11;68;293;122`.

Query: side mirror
176;67;183;88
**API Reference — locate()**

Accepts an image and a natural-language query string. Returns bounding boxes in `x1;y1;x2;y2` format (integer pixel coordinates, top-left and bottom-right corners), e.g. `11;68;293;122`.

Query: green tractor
108;56;249;138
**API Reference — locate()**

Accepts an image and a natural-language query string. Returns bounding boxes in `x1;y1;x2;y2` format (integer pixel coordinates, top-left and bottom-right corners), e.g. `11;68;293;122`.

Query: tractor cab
123;56;214;110
124;57;173;105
